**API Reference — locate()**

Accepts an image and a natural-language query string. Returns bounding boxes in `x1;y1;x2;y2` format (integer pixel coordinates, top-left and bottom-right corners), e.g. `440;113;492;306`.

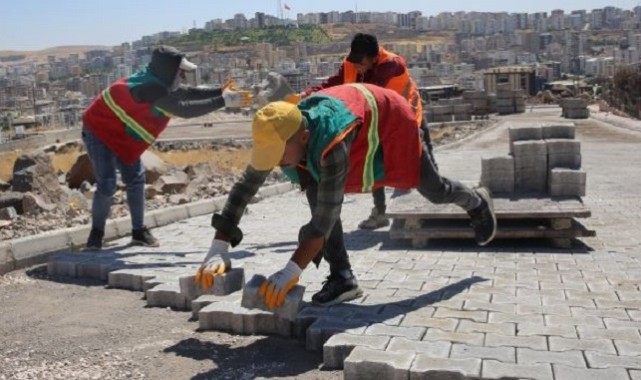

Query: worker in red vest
81;45;250;250
303;33;434;230
197;84;496;307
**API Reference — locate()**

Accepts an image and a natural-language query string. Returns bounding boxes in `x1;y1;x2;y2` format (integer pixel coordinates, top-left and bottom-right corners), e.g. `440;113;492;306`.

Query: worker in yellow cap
196;83;496;308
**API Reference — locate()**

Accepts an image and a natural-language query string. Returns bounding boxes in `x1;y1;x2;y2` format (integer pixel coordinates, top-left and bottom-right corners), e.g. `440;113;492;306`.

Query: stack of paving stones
481;122;586;197
495;84;526;115
561;98;590;119
463;90;490;119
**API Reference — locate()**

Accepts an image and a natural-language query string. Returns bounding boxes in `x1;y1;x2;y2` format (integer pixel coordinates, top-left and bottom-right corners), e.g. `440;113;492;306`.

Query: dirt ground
0;269;340;380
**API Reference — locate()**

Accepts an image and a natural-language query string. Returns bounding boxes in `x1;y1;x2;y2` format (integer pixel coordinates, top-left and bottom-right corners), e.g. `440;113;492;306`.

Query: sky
1;0;637;51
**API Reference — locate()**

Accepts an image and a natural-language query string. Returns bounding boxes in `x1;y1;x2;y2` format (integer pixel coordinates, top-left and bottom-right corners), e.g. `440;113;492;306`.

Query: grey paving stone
344;346;414;380
631;370;641;380
386;337;450;358
422;328;484;346
108;269;157;291
306;317;368;352
457;320;515;336
482;360;553;380
489;312;545;325
365;323;426;340
553;365;630;380
464;300;516;314
198;301;243;332
241;274;305;321
585;351;641;369
432;308;488;323
577;326;641;342
451;344;515;362
146;283;188;311
410;355;481;380
613;340;641;356
190;293;241;319
545;314;604;327
542;123;576;139
323;333;390;369
401;315;459;331
548;337;617;354
485;334;547;350
603;318;641;329
516;348;586;367
517;323;577;338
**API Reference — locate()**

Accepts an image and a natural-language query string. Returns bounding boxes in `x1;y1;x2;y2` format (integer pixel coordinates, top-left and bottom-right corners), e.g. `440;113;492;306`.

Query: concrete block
549;169;587;197
191;293;242;319
12;231;69;268
0;242;15;275
365;323;426;340
548;153;582;169
481;156;515;194
241;274;305;321
344;346;414;380
323;333;391;369
47;253;92;277
198;301;243;332
179;268;244;301
542;123;576;139
151;205;189;227
565;108;589;119
306;317;368;351
550;183;586;197
108;269;155;291
243;309;293;337
146;283;189;310
410;355;482;379
509;125;542;145
387;337;451;358
512;140;547;157
77;259;124;281
293;305;330;340
65;225;91;248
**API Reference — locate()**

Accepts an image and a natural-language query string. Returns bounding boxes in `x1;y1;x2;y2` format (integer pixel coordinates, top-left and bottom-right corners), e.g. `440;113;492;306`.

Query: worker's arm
302;64;346;97
153;86;226;118
371;57;406;88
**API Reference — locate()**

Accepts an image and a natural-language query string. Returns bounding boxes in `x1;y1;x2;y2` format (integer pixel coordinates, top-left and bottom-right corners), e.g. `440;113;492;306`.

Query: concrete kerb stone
0;182;294;276
343;346;415;380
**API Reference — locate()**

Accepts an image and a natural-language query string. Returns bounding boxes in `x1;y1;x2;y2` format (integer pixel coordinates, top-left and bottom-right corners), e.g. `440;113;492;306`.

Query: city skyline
1;0;637;51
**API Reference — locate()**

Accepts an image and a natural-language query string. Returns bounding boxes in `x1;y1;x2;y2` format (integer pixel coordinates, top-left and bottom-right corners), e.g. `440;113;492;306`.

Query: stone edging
0;182;294;275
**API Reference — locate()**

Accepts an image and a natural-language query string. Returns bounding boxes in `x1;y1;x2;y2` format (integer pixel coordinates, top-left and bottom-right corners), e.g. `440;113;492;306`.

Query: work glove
221;78;235;91
223;89;253;108
258;260;302;309
194;238;231;289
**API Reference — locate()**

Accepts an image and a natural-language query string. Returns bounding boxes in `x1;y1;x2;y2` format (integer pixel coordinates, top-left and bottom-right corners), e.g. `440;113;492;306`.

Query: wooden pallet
387;190;595;247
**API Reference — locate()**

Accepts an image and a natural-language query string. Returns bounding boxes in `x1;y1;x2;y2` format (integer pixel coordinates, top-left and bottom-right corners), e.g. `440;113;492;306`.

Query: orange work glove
258;260;302;308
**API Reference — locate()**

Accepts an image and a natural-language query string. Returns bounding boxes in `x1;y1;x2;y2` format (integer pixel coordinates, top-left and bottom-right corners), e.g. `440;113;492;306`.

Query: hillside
0;45;112;64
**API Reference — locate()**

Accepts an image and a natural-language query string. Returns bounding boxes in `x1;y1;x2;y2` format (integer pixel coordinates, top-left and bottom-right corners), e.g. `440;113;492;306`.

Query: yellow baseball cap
250;101;303;171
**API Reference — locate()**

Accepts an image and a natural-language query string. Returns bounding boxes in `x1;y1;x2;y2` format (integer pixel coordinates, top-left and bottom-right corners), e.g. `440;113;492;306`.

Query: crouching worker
196;83;496;307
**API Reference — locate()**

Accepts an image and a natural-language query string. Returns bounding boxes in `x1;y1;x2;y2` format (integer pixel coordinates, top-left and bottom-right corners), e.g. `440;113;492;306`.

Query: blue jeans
82;127;146;231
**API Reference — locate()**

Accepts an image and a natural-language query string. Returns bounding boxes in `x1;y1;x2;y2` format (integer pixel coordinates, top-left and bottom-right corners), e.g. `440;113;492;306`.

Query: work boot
131;226;160;247
358;207;390;230
312;271;363;306
467;187;497;246
84;228;104;251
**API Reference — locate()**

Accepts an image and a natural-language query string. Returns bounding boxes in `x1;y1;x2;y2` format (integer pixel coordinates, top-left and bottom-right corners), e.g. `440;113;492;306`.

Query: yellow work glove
222;89;253;108
258;260;302;309
221;78;236;91
194;238;231;289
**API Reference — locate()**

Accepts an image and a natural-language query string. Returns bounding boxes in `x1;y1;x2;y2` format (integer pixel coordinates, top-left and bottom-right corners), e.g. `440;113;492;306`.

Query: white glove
258;260;302;308
195;238;231;289
223;89;252;108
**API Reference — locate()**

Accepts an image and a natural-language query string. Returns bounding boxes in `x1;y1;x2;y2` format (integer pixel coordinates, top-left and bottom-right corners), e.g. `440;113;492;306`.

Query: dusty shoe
467;187;497;246
358;207;390;229
312;272;363;306
131;226;160;247
84;228;104;251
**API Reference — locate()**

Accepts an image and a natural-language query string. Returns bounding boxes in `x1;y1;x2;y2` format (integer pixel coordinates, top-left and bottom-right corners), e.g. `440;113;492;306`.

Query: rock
0;179;10;191
22;192;57;214
145;184;159;200
184;162;215;179
141;150;169;184
66;189;90;211
66;153;95;189
79;181;93;194
12;151;67;204
156;171;189;194
0;191;24;214
168;194;190;205
0;206;18;220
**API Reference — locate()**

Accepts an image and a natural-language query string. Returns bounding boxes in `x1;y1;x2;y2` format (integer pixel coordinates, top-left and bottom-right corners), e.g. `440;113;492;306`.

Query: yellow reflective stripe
348;83;379;193
102;88;155;144
154;106;173;118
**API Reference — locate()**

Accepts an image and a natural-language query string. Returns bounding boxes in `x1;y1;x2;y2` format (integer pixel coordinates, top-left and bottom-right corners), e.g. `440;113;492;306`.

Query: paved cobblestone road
2;107;641;379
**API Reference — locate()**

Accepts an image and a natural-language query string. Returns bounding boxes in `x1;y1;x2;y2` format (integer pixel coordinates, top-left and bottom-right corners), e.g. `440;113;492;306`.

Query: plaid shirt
221;130;356;241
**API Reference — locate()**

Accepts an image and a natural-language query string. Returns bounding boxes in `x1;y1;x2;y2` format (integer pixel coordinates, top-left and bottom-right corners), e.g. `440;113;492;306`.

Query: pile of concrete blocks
495;84;526;115
462;90;490;119
561;98;589;119
481;122;586;197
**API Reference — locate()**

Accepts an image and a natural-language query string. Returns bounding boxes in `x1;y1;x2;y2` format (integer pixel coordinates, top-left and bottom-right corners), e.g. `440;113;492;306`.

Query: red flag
283;3;291;10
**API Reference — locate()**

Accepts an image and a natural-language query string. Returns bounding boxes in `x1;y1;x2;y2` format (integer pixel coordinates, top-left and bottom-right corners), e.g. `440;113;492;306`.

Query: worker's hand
194;238;231;289
258;260;302;308
221;78;236;91
284;93;301;104
223;89;253;108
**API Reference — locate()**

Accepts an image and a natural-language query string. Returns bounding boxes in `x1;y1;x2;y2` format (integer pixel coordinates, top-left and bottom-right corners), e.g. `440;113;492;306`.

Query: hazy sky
1;0;635;50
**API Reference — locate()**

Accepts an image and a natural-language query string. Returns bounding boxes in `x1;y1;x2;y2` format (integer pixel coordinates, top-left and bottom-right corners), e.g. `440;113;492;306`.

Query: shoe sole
130;239;160;248
358;220;391;230
312;287;364;306
475;187;497;246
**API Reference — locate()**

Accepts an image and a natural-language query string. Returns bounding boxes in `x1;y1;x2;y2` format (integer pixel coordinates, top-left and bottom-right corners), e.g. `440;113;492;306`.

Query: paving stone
146;283;188;310
552;365;630;380
577;326;641;342
517;304;572;316
306;317;368;352
457;320;515;336
517;323;577;338
451;344;515;362
410;356;481;380
323;333;390;369
108;269;155;291
179;268;244;300
464;300;516;314
482;360;553;380
585;351;641;369
386;337;450;358
569;307;630;319
603;318;641;329
241;274;305;321
631;370;641;380
516;348;586;367
489;312;545;325
509;125;543;144
432;308;488;323
542;123;576;139
545;314;605;327
485;334;547;350
400;315;459;331
548;337;616;354
191;293;241;319
198;301;243;332
422;328;484;346
364;323;426;340
613;340;641;356
344;346;414;380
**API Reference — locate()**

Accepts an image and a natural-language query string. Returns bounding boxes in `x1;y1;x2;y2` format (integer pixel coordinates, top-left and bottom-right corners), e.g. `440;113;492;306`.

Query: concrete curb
0;182;294;275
